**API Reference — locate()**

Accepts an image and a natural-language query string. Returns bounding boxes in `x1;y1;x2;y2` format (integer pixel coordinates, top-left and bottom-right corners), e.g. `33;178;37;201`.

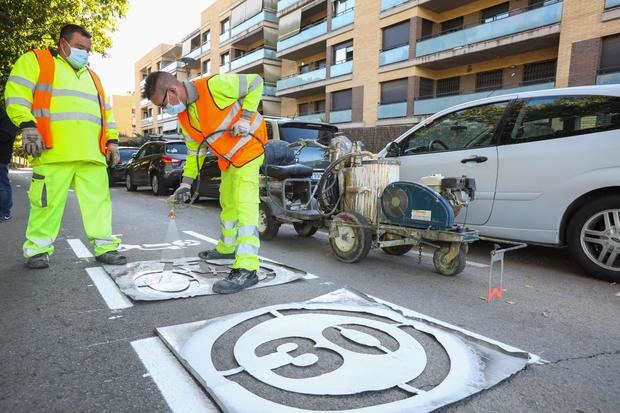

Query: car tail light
162;156;182;165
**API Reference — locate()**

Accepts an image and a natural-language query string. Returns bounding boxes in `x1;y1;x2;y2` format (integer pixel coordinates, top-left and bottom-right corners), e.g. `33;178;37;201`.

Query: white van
381;85;620;282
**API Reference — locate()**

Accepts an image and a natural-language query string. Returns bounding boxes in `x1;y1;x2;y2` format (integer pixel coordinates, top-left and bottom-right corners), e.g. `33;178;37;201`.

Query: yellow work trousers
23;161;120;257
216;154;264;271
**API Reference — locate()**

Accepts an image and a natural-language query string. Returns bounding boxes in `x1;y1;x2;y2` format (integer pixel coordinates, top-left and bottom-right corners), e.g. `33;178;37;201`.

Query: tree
0;0;128;97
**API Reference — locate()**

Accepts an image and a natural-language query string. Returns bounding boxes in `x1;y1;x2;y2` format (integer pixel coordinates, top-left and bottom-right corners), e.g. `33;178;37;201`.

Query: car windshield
165;143;187;154
119;148;138;162
279;125;334;169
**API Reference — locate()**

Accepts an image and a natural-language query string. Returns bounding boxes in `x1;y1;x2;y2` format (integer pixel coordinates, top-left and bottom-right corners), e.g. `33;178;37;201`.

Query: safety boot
212;268;258;294
198;249;235;261
26;253;49;269
95;250;127;265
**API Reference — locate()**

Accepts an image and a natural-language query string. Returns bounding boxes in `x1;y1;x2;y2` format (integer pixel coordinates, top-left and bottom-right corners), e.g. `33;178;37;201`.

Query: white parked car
381;85;620;282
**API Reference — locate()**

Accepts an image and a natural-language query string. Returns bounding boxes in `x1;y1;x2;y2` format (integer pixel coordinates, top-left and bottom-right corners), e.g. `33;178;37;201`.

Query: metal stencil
102;257;308;301
157;288;544;412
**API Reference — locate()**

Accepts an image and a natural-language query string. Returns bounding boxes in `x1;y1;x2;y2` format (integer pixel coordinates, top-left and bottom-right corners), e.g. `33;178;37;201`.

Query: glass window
381;79;408;104
481;2;509;23
221;18;230;33
332;89;352;111
299;103;311;115
202;60;211;74
382;21;410;51
400;101;510;155
437;77;460;97
221;52;230;65
476;69;503;92
523;60;556;85
421;19;433;38
600;34;620;74
203;31;211;45
165;143;188;154
265;121;274;140
316;100;326;112
334;0;355;16
441;17;463;34
143;143;160;156
119;148;138;162
333;40;353;64
419;77;434;99
504;95;620;144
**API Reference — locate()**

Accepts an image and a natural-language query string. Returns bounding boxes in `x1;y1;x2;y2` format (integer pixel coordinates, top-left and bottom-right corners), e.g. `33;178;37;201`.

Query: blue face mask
165;101;187;115
67;47;89;69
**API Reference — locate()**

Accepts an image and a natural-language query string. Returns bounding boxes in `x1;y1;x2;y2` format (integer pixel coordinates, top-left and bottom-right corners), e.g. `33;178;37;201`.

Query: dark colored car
108;146;139;185
194;118;338;198
125;140;187;195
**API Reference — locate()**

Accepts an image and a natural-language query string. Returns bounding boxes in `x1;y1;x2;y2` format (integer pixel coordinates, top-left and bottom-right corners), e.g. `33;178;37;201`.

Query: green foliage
0;0;128;97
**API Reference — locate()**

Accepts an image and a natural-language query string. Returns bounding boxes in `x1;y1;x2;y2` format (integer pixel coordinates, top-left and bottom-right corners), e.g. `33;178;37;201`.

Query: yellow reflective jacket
4;50;119;166
179;73;263;180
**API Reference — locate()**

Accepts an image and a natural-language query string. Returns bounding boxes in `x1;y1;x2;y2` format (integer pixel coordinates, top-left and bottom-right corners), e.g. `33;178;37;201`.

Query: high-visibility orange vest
31;49;109;155
178;76;267;170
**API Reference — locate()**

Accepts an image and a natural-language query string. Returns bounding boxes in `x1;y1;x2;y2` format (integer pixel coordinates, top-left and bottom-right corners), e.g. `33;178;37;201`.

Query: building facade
110;94;135;138
134;0;620;143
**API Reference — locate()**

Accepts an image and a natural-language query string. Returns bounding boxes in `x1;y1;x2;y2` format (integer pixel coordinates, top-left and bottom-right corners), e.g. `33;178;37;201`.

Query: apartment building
110;94;135;138
134;0;281;136
135;0;620;143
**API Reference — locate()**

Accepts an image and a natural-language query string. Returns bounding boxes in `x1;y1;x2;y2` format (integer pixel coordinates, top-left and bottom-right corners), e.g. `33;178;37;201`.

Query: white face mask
63;40;89;69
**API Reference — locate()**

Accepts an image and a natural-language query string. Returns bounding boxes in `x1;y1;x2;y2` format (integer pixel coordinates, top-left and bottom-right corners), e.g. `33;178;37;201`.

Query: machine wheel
433;243;467;276
151;174;166;195
329;212;372;263
125;173;137;191
380;233;413;256
567;195;620;282
294;222;319;237
258;202;280;241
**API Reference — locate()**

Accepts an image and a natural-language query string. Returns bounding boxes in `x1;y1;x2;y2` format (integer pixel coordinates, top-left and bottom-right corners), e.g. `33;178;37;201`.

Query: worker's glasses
158;90;168;108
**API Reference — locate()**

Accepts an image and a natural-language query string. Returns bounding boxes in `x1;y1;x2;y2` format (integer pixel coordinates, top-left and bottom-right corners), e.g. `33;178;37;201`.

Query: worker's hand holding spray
167;182;192;219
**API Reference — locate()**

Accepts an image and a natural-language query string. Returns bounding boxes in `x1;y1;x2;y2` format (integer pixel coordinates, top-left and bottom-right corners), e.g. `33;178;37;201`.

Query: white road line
67;238;94;258
85;267;133;309
131;337;217;413
184;230;319;279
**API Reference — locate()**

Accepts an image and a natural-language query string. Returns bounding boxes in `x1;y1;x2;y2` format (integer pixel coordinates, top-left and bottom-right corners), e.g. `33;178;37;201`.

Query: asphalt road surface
1;169;618;413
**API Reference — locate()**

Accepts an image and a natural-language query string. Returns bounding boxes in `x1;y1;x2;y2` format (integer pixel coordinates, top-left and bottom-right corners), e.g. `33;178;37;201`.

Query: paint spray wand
167;195;177;220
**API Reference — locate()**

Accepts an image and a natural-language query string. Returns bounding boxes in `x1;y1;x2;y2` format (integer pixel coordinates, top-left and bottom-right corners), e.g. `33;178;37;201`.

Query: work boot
198;249;235;261
26;253;49;269
212;268;258;294
95;250;127;265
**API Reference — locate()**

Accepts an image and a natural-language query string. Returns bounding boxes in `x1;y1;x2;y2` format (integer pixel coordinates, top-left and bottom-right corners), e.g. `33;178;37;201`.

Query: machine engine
380;175;476;230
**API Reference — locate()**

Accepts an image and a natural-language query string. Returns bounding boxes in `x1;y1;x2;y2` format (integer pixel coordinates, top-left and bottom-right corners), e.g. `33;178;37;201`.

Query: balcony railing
597;71;620;85
276;67;326;91
219;31;230;43
277;20;327;52
264;84;278;96
140;98;150;107
190;73;210;81
605;0;620;8
413;81;555;115
185;47;202;60
416;1;563;57
332;9;354;30
220;62;231;73
296;112;325;122
378;102;407;119
329;109;352;123
161;61;184;73
277;0;300;12
139;79;146;89
381;0;409;12
231;11;278;38
141;117;153;125
380;44;409;66
230;48;277;71
330;60;353;77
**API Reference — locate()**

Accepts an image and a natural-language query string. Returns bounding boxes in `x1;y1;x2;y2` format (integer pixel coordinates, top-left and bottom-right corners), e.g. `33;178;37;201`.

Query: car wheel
151;174;166;195
125;173;137;191
567;195;620;282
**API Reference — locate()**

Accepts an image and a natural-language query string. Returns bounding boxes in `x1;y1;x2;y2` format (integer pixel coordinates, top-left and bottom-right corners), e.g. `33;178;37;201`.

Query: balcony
139;79;146;89
230;11;278;40
140;98;150;107
597;71;620;85
378;102;407;119
413;81;555;116
330;60;353;78
380;44;409;66
381;0;410;12
141;117;153;126
264;84;278;96
332;9;354;30
161;61;184;74
606;0;620;8
277;0;300;12
277;67;326;90
184;47;202;60
230;48;277;72
415;1;563;69
219;31;230;43
190;73;210;81
296;112;325;122
220;62;231;73
329;109;352;124
277;20;327;58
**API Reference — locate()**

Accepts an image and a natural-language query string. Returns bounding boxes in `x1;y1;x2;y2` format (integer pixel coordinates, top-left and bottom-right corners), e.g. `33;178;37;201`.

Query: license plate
311;172;323;180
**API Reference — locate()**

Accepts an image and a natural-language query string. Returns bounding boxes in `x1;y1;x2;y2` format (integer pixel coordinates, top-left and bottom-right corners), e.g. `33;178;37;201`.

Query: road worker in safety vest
143;71;267;294
4;24;126;269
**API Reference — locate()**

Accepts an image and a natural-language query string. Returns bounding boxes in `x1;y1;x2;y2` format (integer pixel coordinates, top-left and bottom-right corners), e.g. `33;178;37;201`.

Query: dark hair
143;72;173;100
59;24;92;42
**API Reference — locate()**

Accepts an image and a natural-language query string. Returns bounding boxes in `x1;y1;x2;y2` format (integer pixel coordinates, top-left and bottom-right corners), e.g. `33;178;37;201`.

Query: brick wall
568;38;602;86
338;125;414;153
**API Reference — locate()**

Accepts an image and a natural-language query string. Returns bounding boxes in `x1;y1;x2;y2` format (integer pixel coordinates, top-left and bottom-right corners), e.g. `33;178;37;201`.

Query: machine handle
461;156;488;164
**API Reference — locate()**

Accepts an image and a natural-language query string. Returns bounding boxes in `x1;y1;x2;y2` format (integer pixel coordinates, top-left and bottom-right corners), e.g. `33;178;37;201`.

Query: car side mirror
131;153;138;159
386;141;401;158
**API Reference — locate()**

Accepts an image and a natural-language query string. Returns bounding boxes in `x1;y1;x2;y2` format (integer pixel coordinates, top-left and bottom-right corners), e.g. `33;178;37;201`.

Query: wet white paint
85;267;133;310
131;337;218;413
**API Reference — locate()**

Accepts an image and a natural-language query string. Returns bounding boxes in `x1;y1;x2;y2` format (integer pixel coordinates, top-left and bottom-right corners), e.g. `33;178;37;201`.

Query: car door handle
461;156;488;164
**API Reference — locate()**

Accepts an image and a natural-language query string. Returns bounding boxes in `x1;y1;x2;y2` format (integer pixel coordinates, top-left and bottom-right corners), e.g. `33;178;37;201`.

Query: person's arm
207;73;264;118
4;51;39;129
103;96;119;143
0;106;19;144
179;105;208;182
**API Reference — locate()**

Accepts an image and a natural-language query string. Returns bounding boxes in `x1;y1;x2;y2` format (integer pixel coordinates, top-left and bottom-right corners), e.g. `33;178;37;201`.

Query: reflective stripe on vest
30;49;109;155
177;76;267;170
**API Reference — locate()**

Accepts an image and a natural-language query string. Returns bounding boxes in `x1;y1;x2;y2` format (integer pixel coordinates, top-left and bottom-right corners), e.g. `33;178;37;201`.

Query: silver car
382;85;620;282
